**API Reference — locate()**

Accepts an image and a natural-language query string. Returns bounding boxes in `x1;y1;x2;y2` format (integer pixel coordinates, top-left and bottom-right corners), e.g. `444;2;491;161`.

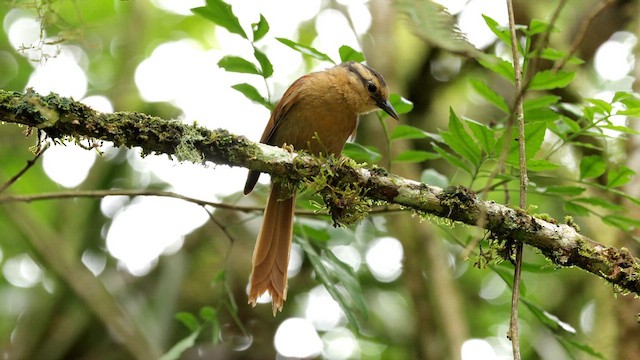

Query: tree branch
2;89;639;295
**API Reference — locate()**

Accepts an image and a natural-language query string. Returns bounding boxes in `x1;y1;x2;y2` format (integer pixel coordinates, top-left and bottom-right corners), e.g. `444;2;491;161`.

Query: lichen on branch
1;88;639;295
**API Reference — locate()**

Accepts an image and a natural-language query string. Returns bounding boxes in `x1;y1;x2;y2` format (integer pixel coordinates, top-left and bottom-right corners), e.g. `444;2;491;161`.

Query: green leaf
524;108;560;122
199;306;218;322
388;93;414;115
482;15;510;45
491;264;526;296
524;96;561;122
529;70;575;90
526;19;551;36
608;166;635;188
617;94;640;116
495;259;557;273
572;141;604;151
433;144;472;175
572;197;624;211
213;270;226;283
521;298;576;335
393;150;439;163
601;124;640;135
618;92;640;105
231;83;273;110
420;169;448;188
469;78;509;113
175;312;199;332
583;106;596;123
602;215;640;231
556;337;606;360
275;37;335;63
613;91;633;102
440;108;482;167
586;98;612;114
294;223;331;242
560;116;582;133
218;56;261;75
543;185;586;196
192;0;247;39
556;102;583;118
390;124;429;141
498;122;547;166
526;121;547;155
522;122;547;160
564;202;591;216
466;119;496;154
613;91;636;103
253;47;273;78
394;0;481;57
159;327;202;360
538;48;584;65
478;57;515;83
550;116;581;138
338;45;365;63
342;142;381;163
579;155;606;180
615;107;640;117
526;159;560;171
619;190;640;206
524;95;561;110
297;236;367;331
251;14;269;42
324;249;368;317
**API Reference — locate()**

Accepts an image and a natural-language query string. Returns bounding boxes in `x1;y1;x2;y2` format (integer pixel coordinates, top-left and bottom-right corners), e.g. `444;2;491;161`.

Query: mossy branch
2;89;639;295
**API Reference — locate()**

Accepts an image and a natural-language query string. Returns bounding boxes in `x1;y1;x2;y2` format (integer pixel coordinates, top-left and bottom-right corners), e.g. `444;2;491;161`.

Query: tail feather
248;181;295;315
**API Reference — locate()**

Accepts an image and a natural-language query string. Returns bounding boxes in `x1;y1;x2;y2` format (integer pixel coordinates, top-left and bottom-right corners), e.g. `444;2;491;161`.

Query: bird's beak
376;98;399;121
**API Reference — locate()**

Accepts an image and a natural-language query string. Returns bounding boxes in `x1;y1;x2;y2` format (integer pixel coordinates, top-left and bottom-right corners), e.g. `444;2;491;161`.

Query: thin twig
464;0;568;260
202;207;251;337
0;188;408;216
505;0;568;122
552;0;616;71
0;143;49;194
525;0;568;80
0;189;257;210
506;0;527;358
204;207;238;243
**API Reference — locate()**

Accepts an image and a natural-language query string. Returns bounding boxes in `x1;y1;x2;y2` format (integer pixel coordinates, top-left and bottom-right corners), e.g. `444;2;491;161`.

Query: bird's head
337;61;399;120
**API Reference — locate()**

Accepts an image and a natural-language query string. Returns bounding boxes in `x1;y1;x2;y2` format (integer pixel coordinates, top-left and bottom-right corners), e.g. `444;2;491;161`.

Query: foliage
0;0;639;359
165;4;640;357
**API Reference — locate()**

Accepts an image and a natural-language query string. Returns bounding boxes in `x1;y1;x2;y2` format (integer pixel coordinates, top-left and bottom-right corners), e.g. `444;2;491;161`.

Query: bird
244;61;399;315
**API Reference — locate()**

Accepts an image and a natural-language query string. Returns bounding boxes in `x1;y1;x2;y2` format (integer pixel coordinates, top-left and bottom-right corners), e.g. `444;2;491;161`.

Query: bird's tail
248;181;295;315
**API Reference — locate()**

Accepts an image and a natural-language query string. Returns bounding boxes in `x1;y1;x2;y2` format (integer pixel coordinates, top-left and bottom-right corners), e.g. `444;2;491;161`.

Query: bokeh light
2;254;42;288
42;144;96;188
106;196;208;275
322;327;359;360
594;32;637;81
458;0;508;49
305;285;344;331
365;236;404;282
461;339;498;360
274;318;323;358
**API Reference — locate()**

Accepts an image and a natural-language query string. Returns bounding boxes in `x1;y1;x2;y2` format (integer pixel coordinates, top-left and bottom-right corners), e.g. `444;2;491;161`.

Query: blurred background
1;0;639;359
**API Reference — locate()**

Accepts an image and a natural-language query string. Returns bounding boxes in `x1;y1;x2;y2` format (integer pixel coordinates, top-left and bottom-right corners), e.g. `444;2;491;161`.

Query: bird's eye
367;82;377;93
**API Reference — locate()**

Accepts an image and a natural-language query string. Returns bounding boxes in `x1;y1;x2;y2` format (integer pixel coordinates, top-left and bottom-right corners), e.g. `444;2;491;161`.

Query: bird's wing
244;74;311;194
260;74;310;145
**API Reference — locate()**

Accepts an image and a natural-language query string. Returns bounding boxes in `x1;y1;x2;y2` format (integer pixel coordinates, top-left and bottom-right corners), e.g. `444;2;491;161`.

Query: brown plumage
244;61;398;314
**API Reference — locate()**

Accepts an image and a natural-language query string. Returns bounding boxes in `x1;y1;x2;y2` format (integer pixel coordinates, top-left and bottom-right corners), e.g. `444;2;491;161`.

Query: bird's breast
272;96;358;156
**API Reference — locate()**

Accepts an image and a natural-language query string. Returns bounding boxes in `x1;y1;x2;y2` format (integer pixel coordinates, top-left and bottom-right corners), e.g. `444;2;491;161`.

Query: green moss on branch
2;88;639;295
